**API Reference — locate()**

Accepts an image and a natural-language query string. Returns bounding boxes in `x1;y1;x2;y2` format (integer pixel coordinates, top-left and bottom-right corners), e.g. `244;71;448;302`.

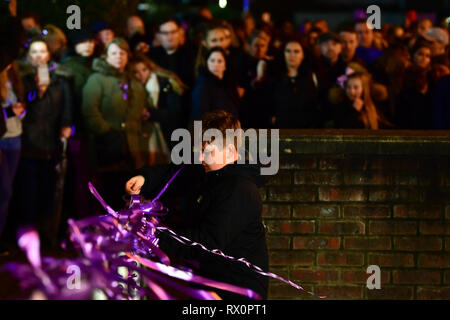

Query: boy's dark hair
200;110;242;150
157;18;180;31
204;46;227;62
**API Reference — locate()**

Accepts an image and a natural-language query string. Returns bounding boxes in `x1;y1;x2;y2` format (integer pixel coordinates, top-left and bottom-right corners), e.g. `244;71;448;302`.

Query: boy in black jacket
125;110;269;299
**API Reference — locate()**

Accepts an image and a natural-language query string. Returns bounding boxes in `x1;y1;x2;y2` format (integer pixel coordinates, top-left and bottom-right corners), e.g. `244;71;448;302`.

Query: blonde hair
346;72;380;130
103;38;132;59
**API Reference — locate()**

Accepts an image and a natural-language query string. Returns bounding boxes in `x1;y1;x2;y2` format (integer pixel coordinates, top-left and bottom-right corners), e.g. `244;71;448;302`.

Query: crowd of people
1;2;449;252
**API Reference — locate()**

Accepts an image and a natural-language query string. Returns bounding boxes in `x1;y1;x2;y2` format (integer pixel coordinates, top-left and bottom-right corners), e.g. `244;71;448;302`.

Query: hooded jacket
82;58;149;169
135;162;269;299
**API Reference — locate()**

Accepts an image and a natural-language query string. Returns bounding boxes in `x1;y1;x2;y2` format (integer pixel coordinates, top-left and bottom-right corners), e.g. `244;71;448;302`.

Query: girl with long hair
334;71;386;129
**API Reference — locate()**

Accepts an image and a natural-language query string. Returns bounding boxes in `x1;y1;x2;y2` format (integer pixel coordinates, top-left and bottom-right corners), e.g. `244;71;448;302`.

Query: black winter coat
271;67;320;128
190;69;240;122
19;61;73;159
135;162;269;299
331;98;365;129
148;46;195;88
147;75;185;149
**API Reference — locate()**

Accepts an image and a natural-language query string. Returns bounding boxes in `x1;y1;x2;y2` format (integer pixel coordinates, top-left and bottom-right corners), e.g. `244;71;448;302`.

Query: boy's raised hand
125;175;145;195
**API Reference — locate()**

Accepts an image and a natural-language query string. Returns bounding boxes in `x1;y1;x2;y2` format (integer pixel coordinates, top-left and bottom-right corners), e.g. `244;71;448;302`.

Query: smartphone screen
37;64;50;86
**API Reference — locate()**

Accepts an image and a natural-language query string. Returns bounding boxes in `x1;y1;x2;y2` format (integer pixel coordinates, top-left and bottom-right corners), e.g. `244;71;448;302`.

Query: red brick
294;171;342;186
291;269;339;282
420;221;450;235
344;237;391;250
317;252;364;266
366;286;413;300
269;266;290;284
279;155;317;170
318;221;365;235
268;186;316;202
418;253;450;268
342;158;368;170
319;187;366;202
292;205;338;219
368;157;391;170
267;170;292;186
417;287;450;299
393;205;441;219
392;270;441;284
268;267;289;280
262;204;291;219
393;173;431;186
342;270;390;284
445;271;450;284
266;220;315;234
446;238;450;251
268;283;315;299
293;237;340;250
368;253;415;267
343;206;391;219
343;171;390;185
388;159;420;171
319;157;343;170
269;251;315;266
369;221;417;235
266;236;291;250
369;188;422;202
393;237;442;251
317;285;363;299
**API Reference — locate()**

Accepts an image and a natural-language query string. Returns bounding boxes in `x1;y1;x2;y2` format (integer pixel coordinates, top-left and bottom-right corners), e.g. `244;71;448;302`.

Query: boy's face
198;141;235;172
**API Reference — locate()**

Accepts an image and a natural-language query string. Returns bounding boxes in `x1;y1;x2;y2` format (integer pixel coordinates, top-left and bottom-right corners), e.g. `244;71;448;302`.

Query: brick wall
262;130;450;299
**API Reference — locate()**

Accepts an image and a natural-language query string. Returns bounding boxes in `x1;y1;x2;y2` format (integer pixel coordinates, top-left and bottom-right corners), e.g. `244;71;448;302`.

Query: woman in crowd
0;62;24;247
15;38;73;237
195;23;227;78
333;71;385;129
82;38;148;209
270;39;320;128
129;53;187;164
410;40;432;70
191;47;239;122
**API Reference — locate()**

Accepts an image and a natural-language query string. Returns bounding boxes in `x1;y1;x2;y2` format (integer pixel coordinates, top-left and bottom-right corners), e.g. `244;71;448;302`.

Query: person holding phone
14;38;73;240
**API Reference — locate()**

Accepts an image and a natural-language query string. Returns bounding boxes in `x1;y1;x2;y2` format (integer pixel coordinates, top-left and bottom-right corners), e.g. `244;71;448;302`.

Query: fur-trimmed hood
16;58;72;79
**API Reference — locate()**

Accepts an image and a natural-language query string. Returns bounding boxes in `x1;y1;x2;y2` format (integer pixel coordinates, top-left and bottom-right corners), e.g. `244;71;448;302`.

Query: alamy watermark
66;265;81;290
366;5;381;30
366;265;381;290
170;121;279;176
